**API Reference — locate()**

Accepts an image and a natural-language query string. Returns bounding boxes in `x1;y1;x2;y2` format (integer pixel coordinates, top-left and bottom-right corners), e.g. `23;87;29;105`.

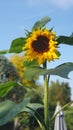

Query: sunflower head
23;28;60;65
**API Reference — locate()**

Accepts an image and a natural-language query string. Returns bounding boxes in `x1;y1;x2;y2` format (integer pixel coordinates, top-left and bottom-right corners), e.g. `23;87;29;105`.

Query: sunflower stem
43;61;49;130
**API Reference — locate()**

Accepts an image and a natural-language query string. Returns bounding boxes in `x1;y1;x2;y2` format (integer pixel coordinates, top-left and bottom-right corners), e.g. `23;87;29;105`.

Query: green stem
43;62;50;130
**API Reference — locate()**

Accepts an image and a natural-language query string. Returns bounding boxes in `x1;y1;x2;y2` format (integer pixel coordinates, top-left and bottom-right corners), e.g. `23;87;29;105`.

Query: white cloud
51;0;73;9
23;0;41;6
24;0;73;10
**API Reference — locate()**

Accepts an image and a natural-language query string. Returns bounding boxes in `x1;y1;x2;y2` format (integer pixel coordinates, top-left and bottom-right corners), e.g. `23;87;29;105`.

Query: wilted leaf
32;16;51;30
24;62;73;80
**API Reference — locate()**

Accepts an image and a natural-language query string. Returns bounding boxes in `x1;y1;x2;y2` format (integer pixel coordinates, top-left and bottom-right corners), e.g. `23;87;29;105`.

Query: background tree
48;80;71;130
0;55;19;83
0;55;25;130
17;80;71;130
0;55;26;102
65;105;73;130
0;55;72;130
49;80;71;107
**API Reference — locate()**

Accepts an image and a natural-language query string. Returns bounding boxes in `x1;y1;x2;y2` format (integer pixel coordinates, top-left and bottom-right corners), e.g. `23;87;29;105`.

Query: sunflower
23;28;60;65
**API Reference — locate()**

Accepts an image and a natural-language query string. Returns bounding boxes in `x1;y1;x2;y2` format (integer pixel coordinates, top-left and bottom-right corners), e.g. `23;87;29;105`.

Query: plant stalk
43;62;49;130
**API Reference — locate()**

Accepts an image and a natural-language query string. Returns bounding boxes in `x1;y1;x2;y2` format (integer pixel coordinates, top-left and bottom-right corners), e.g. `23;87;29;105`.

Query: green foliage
0;37;26;54
0;17;73;55
32;16;51;31
15;87;44;130
9;37;26;53
0;16;73;130
0;55;19;82
0;96;44;129
57;35;73;45
48;80;71;129
49;81;71;106
0;81;17;98
21;103;45;129
65;106;73;130
24;62;73;81
21;103;43;113
0;97;30;126
0;50;9;54
23;60;38;67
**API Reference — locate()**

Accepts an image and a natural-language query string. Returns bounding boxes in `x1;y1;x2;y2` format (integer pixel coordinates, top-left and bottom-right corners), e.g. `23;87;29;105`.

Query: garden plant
0;16;73;130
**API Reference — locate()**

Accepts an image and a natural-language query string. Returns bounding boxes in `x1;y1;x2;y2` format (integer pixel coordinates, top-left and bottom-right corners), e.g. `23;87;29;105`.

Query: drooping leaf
0;97;30;126
51;102;70;122
24;62;73;80
0;100;16;118
48;62;73;78
0;81;17;97
9;37;26;53
21;103;46;129
32;16;51;30
57;35;73;46
21;103;43;113
0;99;44;127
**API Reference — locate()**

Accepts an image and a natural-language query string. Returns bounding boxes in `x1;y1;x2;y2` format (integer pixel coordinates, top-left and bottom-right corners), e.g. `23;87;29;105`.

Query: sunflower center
32;35;49;53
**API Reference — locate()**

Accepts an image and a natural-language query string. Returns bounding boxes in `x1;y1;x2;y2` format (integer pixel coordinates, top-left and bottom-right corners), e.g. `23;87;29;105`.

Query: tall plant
0;16;73;130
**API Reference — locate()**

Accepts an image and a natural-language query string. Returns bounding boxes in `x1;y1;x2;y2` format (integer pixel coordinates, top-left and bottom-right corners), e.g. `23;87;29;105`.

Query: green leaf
24;67;43;80
0;81;17;97
21;103;43;113
48;62;73;78
0;50;9;54
51;102;70;122
24;62;73;80
32;16;51;30
56;51;61;57
9;37;26;53
57;35;73;46
0;97;30;126
23;60;38;67
65;105;73;114
21;103;46;129
0;100;16;118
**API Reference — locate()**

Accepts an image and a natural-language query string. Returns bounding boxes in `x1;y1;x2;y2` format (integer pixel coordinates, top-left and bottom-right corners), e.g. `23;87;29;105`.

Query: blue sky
0;0;73;99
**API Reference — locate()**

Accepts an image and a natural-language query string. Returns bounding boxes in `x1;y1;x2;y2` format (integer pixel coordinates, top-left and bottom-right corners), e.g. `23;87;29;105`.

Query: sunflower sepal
25;29;32;37
56;51;61;57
